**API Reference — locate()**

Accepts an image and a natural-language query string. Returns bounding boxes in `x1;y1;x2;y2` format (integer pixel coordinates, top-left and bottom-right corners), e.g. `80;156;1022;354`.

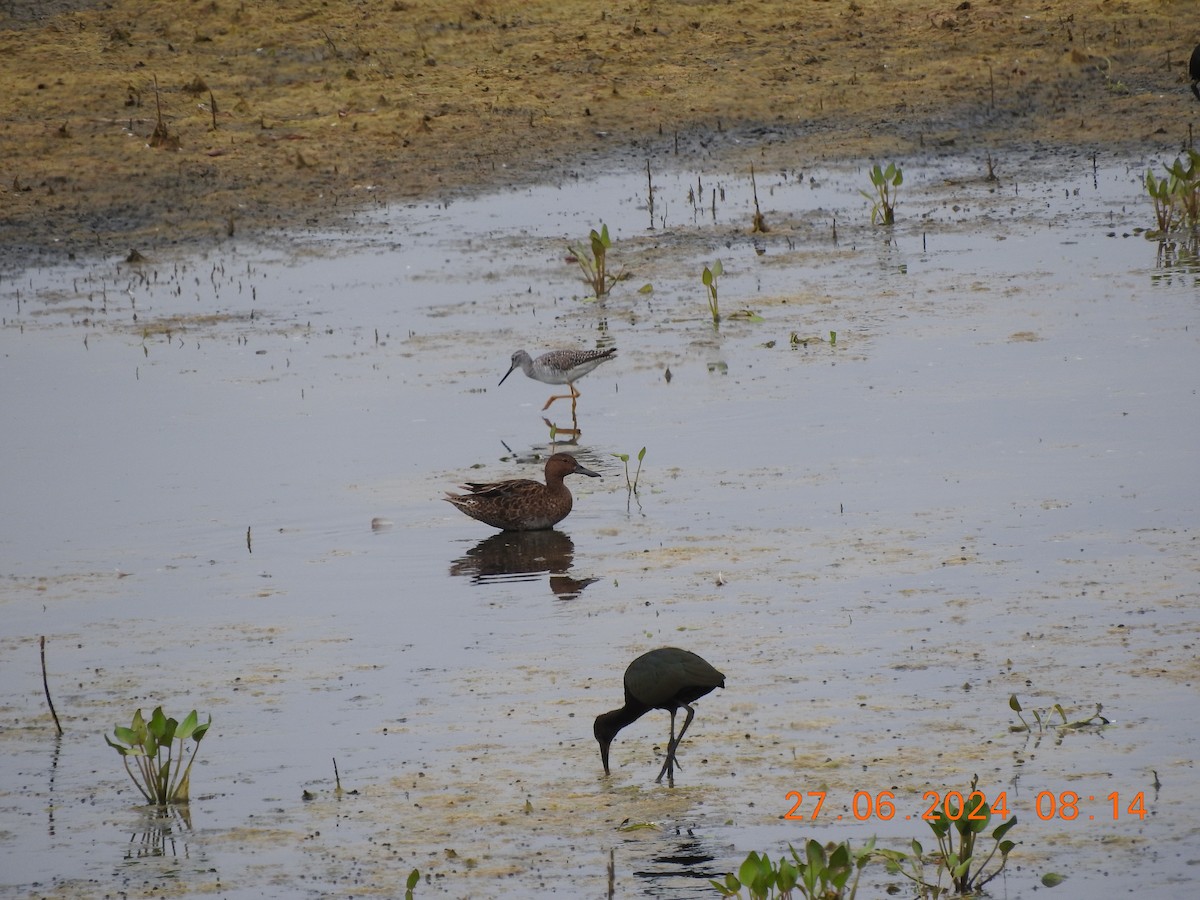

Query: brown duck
444;452;601;531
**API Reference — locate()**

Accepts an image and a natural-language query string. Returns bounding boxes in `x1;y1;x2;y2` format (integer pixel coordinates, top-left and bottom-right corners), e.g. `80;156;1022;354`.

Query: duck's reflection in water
449;529;598;600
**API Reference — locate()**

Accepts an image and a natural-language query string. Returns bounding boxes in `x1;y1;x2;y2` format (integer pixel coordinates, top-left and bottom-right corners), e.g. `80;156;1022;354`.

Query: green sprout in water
1009;694;1108;734
860;162;903;225
702;259;723;324
789;330;837;349
105;706;210;806
612;447;646;494
568;223;616;299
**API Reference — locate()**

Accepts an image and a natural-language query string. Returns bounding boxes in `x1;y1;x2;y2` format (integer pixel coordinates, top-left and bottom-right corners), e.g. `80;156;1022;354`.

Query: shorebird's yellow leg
541;382;582;411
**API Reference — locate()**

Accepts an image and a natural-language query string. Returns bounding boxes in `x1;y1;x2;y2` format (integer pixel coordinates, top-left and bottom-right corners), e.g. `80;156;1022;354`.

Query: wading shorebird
498;347;617;412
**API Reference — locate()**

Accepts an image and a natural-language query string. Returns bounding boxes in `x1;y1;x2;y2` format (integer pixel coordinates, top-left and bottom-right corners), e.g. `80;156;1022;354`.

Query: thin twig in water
40;636;63;735
645;159;654;230
750;164;768;232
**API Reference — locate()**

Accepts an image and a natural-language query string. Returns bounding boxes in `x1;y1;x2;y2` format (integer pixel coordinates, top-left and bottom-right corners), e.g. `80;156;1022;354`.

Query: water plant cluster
714;777;1016;899
712;838;873;899
1008;694;1109;734
1145;149;1200;235
568;224;617;299
877;776;1018;897
860;162;903;226
104;706;210;806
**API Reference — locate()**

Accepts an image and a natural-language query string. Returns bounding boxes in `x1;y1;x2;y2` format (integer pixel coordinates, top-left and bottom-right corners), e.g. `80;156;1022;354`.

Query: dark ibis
1191;44;1200;102
593;647;725;785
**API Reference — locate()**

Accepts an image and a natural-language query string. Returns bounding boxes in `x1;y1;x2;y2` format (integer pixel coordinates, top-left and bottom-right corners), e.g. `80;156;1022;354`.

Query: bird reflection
543;410;581;441
449;529;598;600
626;835;724;899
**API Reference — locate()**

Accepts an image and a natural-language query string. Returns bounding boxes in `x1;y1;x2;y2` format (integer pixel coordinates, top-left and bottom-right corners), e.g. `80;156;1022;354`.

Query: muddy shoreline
0;0;1194;271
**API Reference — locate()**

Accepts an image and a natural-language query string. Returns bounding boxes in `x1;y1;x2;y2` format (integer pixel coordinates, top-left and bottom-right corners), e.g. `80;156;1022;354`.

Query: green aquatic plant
405;868;420;899
702;259;723;323
1145;169;1182;234
105;706;211;805
726;309;764;322
877;775;1017;896
1008;694;1109;734
712;838;873;899
568;223;615;298
611;447;646;494
789;330;837;349
1164;151;1200;228
1145;149;1200;236
860;162;902;225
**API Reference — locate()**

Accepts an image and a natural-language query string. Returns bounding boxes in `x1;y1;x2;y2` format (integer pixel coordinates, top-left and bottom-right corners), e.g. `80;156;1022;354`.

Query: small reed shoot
105;706;211;805
860;162;903;225
702;259;723;323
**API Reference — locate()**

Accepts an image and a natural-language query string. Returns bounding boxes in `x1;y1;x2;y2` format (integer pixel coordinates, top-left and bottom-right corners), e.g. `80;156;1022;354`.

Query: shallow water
1;148;1198;898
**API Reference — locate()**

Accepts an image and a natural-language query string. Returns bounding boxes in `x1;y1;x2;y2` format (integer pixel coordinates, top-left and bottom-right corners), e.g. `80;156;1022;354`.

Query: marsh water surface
2;149;1198;898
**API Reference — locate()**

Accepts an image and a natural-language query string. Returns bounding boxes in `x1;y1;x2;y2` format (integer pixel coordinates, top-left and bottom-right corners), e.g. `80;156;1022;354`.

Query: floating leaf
616;820;659;832
727;309;763;322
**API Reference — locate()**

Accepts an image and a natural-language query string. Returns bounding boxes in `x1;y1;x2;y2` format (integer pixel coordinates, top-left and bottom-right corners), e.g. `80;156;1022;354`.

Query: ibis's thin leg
655;709;678;784
655;705;696;785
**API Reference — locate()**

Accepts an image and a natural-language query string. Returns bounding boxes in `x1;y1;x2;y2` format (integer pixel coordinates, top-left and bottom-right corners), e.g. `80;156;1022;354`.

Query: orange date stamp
784;789;1148;823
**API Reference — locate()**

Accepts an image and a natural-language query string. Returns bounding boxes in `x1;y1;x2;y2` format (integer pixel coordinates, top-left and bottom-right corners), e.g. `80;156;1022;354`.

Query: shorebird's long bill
498;363;518;386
